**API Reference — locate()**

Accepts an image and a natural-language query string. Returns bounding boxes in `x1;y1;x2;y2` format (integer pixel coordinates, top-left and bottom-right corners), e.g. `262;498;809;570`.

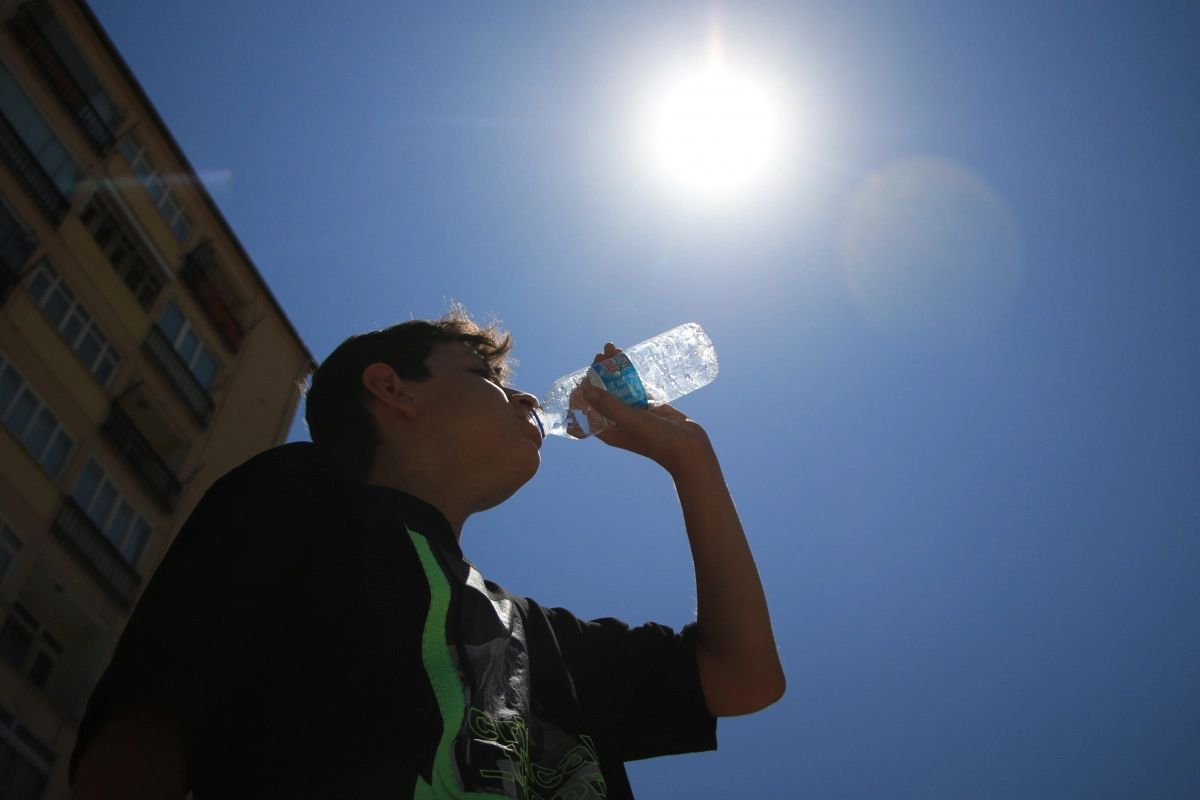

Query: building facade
0;0;314;795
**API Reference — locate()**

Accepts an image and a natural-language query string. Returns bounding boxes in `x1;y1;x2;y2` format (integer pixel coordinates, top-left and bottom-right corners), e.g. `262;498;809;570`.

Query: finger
591;343;622;364
647;402;689;423
582;385;650;431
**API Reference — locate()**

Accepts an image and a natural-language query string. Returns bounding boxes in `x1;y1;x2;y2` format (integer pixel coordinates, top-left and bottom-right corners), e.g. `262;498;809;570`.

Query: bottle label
587;353;648;408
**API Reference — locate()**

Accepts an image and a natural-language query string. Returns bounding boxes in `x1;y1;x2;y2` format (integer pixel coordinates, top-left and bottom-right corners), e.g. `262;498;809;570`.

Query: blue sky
91;1;1199;797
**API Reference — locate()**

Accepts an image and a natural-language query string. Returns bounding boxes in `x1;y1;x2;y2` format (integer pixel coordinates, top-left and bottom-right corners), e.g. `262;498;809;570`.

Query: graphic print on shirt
407;527;607;800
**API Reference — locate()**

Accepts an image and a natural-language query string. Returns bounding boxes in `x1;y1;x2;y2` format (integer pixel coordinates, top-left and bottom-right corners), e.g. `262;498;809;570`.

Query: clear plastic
535;322;719;439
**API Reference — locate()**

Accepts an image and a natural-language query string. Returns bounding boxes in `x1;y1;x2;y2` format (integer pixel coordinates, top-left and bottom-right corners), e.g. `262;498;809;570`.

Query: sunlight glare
652;66;778;197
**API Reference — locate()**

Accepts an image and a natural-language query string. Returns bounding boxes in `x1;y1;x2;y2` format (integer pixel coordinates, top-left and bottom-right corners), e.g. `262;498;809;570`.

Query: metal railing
100;403;182;512
51;498;140;610
181;254;246;353
143;326;214;427
0;111;68;224
8;7;114;157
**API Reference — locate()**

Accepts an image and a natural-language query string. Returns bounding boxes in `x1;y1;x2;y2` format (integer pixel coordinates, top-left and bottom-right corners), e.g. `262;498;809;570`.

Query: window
71;458;152;566
119;135;192;242
158;300;219;390
0;522;21;583
0;63;83;197
26;262;121;388
0;603;60;690
0;706;51;800
78;192;163;310
0;350;75;479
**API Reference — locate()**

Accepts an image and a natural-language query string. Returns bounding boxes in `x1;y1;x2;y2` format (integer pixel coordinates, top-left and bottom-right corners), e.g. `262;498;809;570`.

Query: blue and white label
587;353;648;408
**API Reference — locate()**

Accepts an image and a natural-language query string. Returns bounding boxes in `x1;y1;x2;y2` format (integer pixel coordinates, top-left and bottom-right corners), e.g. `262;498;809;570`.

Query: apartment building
0;0;314;795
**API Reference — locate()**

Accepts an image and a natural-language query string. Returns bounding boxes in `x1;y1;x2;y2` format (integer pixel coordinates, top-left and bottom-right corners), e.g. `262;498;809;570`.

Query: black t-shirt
70;443;716;798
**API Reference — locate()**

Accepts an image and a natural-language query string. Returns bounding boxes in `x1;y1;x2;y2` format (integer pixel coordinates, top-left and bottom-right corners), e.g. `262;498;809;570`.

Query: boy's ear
361;363;419;419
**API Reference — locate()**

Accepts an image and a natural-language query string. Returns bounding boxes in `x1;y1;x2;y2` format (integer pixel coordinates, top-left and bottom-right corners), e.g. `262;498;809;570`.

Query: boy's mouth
528;409;547;443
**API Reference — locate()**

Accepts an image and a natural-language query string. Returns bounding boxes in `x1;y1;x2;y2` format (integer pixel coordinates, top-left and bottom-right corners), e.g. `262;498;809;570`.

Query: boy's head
305;306;515;482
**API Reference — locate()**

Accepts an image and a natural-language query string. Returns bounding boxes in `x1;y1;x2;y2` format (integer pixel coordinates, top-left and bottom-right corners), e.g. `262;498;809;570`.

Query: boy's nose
506;388;540;410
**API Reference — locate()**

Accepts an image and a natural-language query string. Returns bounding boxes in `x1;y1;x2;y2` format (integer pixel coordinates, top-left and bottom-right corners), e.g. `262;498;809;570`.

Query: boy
71;309;784;799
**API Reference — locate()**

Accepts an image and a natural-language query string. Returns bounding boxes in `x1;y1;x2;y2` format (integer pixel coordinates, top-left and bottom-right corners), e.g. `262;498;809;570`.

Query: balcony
100;403;182;513
144;325;214;426
51;498;140;610
0;111;68;224
8;7;114;157
181;250;246;353
0;205;36;308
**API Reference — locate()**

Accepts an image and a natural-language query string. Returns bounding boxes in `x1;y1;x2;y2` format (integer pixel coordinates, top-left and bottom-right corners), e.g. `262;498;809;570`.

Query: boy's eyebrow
464;351;491;369
461;350;503;378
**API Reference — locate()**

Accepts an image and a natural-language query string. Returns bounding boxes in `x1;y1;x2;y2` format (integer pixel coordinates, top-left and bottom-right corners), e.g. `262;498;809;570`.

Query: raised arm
580;347;786;716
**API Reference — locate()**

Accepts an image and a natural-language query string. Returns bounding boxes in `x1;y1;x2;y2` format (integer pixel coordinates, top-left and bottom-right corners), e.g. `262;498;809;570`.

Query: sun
652;66;778;197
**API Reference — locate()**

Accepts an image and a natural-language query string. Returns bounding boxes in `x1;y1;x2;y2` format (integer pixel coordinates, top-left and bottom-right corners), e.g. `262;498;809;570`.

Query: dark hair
304;306;513;482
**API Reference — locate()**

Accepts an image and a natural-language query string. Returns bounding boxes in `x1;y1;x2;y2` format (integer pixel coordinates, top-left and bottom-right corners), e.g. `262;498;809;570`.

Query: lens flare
842;157;1023;344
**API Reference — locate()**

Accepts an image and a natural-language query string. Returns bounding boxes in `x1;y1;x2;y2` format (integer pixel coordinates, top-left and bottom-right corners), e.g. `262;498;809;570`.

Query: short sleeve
68;444;345;786
538;607;718;763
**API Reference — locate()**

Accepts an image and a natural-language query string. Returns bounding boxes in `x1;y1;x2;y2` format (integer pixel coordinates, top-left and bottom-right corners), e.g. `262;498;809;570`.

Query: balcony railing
8;7;114;157
0;111;68;224
100;403;182;512
180;252;246;353
51;497;140;609
144;325;214;426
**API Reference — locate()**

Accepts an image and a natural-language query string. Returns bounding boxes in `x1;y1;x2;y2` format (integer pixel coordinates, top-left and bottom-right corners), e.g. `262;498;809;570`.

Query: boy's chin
480;459;539;509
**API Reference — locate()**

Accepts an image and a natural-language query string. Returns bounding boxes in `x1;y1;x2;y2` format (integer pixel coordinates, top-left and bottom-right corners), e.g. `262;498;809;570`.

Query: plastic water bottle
535;323;719;439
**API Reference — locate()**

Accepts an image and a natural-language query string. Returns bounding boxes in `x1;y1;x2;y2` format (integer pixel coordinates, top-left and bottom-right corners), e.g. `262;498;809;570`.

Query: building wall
0;1;314;796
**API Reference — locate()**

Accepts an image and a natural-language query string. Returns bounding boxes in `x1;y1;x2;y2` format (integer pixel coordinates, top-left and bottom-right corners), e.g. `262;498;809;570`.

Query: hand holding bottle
578;344;717;475
536;323;719;439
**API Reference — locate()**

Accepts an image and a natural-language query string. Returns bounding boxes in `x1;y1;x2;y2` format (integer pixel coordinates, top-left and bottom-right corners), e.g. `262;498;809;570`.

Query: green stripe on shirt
407;527;504;800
